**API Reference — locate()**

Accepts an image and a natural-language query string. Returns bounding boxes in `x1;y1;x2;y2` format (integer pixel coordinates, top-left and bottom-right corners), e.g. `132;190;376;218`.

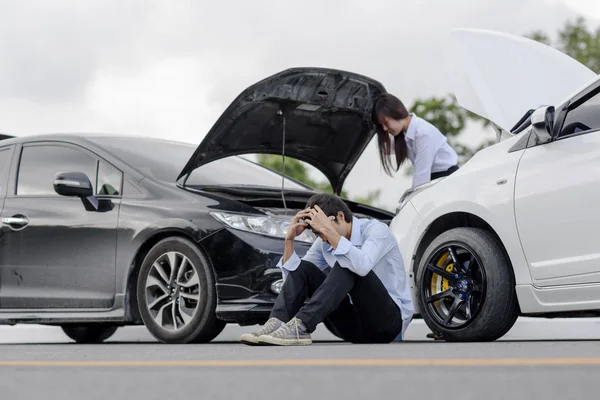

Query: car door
0;141;122;309
0;144;15;213
514;82;600;287
0;144;16;308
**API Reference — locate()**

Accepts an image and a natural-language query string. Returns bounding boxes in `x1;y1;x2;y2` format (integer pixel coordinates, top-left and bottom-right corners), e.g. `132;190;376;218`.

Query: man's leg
322;297;368;343
344;270;403;343
240;261;326;345
270;261;327;322
294;263;361;332
307;265;402;344
257;263;367;345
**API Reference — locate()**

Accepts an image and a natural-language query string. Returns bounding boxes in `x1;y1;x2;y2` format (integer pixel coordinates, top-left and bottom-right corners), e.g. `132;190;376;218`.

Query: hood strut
278;109;288;212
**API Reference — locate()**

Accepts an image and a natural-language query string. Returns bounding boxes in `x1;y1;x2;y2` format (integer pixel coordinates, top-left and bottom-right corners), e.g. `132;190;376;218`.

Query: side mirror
530;106;555;143
54;172;93;197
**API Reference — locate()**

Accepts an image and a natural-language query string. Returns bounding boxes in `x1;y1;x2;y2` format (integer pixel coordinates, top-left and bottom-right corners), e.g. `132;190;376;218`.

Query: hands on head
285;205;335;241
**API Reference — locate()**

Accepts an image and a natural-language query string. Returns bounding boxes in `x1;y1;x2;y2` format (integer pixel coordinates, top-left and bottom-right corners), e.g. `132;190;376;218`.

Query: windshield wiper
511;109;535;134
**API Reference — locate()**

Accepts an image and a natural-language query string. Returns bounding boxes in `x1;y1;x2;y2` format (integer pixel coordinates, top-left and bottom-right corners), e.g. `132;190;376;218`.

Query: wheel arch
413;212;517;288
123;229;217;324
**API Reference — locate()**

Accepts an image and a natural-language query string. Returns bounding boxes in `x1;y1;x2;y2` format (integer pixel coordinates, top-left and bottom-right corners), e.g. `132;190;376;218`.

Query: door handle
2;215;29;229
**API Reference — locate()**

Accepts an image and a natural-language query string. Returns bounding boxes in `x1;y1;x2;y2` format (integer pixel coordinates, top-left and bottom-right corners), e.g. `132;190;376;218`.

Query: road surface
0;318;598;399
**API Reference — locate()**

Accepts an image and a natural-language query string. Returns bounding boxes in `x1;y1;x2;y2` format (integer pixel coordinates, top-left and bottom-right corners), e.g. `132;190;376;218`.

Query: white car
390;28;600;342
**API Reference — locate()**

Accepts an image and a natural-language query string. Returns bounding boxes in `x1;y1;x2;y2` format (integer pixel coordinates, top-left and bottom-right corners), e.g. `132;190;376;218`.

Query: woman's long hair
371;93;410;176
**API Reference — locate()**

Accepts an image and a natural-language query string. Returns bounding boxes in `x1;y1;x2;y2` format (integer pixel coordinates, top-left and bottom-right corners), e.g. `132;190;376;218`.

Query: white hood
445;28;598;132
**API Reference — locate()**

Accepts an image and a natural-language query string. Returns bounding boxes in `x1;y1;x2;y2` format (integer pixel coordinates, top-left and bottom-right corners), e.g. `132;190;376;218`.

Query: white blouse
403;113;458;188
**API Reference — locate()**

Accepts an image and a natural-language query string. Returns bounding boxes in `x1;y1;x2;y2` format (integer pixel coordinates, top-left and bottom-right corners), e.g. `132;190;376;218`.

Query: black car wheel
136;237;225;344
416;227;519;342
61;324;119;343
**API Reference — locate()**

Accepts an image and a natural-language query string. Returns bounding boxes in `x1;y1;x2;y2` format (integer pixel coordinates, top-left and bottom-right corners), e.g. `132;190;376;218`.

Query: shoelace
256;319;278;336
275;318;301;339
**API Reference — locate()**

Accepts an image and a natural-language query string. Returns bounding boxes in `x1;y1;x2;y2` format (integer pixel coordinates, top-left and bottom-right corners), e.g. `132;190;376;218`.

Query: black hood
177;67;386;194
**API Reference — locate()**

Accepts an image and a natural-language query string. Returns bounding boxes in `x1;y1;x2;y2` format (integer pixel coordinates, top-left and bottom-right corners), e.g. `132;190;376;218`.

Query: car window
560;90;600;137
87;136;310;190
0;147;13;196
97;160;123;196
0;147;13;195
17;144;98;196
185;156;311;189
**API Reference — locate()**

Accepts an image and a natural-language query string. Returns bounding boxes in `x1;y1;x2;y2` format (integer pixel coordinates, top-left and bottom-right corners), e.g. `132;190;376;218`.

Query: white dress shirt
404;113;458;188
277;216;414;339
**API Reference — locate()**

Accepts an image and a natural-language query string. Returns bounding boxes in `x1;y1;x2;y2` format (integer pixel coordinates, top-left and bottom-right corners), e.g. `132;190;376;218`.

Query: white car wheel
416;227;519;342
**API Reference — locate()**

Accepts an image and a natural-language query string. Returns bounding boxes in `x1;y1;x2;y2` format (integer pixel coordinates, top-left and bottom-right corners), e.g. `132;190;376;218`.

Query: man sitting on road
240;193;414;346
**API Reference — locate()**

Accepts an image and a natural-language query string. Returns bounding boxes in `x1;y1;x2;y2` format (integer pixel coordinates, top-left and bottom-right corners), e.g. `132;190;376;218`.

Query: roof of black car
0;132;196;147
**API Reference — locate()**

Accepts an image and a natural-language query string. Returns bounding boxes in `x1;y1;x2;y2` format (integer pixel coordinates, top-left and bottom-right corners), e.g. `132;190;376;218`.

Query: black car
0;67;394;344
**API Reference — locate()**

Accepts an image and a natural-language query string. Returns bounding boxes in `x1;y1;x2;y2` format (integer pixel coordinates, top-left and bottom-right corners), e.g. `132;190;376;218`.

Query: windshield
87;136;311;190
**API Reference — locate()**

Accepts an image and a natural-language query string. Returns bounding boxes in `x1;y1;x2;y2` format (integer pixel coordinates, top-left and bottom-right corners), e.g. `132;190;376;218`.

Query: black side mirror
54;172;93;198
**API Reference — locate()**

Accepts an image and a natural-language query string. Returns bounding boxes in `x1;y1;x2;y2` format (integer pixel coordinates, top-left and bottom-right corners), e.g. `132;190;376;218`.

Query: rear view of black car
0;68;394;343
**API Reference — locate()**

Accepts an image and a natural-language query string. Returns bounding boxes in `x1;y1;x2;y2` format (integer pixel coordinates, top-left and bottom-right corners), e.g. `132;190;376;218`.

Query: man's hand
305;205;335;234
282;208;312;265
305;205;341;248
285;208;312;241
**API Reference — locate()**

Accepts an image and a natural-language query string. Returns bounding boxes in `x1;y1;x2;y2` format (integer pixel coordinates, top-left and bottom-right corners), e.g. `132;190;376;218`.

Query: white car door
514;81;600;287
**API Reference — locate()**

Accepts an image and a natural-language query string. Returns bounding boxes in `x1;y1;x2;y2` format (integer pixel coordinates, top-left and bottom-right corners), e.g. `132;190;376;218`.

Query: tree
257;17;597;203
528;16;600;73
404;16;598;172
257;153;382;206
256;154;348;197
409;96;496;167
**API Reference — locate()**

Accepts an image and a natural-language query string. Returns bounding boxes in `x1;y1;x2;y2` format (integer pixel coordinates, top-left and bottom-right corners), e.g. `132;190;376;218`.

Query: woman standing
373;93;459;340
371;93;459;188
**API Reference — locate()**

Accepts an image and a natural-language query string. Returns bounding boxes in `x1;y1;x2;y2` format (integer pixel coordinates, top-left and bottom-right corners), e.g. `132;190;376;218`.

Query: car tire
136;236;223;344
190;318;227;343
416;227;519;342
61;324;119;343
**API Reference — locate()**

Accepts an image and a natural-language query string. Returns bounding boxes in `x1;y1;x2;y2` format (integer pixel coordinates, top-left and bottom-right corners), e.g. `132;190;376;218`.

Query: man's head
304;193;353;242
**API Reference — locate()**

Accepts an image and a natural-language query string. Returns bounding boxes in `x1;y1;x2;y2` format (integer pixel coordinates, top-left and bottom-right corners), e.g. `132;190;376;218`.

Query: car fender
403;142;533;287
118;215;222;297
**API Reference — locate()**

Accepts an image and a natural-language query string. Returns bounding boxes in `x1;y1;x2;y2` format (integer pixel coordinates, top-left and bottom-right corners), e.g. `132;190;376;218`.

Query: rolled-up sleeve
276;240;328;280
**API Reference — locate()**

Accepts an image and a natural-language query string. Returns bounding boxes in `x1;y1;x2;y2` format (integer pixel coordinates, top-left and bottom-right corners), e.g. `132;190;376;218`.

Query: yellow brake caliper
431;253;454;296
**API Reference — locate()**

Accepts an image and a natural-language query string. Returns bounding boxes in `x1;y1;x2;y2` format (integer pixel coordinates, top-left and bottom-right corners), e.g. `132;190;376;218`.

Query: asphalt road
1;318;599;400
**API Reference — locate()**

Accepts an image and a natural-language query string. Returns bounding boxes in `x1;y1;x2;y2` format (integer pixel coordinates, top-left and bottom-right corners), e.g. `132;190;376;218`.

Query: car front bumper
200;227;312;325
389;200;424;314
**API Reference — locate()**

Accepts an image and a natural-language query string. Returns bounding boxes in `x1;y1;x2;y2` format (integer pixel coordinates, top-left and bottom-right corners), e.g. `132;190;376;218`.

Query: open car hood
177;67;386;194
445;28;598;132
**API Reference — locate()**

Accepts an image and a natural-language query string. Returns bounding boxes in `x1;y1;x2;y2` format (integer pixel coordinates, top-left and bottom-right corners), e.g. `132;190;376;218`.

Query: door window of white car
560;89;600;137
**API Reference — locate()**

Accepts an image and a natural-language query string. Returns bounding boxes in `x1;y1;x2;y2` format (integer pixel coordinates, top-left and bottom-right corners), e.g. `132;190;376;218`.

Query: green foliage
555;17;599;73
257;154;382;205
405;16;598;173
256;154;351;197
257;16;597;204
409;96;494;166
527;17;599;73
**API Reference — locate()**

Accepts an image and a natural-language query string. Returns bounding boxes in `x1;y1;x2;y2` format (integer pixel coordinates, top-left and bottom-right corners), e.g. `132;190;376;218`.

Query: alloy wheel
422;244;487;329
144;251;201;331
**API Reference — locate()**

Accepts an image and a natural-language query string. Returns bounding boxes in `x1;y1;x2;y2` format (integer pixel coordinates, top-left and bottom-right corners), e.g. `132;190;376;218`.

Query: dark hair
305;193;352;223
371;93;410;176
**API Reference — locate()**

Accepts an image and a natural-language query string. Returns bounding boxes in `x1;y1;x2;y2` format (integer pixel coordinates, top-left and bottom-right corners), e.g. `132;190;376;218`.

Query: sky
1;0;598;212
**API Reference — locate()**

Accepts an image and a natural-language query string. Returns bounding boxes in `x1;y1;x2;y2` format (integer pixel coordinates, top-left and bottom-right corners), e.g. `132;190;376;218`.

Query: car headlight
396;179;441;214
210;212;317;243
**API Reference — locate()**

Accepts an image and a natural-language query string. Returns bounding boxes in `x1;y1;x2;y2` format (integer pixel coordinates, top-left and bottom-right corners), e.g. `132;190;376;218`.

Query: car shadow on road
1;338;600;346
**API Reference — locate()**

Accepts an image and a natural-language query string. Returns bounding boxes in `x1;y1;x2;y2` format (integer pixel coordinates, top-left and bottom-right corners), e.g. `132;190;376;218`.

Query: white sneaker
240;317;284;345
257;317;312;346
